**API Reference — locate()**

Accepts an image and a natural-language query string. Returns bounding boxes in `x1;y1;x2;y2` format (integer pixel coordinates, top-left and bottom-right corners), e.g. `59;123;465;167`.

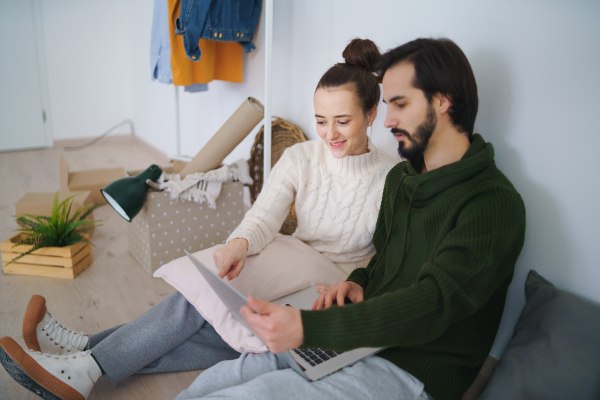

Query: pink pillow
153;235;348;352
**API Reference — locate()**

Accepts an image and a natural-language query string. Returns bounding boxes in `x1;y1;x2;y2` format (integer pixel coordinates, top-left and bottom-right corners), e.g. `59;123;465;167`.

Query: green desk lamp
101;165;162;222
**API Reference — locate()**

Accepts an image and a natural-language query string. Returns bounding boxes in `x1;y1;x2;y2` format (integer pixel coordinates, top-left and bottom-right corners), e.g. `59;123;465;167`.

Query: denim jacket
175;0;262;61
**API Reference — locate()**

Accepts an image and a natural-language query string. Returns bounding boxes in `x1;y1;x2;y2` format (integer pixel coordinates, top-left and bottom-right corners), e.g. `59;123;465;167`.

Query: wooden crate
1;234;93;279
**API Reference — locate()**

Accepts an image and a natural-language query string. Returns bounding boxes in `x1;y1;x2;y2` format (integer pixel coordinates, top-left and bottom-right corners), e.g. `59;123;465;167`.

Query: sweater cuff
227;229;262;256
346;268;368;289
301;309;332;349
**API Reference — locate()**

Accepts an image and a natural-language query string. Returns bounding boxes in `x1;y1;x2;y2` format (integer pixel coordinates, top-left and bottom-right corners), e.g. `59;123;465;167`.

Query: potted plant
1;192;105;279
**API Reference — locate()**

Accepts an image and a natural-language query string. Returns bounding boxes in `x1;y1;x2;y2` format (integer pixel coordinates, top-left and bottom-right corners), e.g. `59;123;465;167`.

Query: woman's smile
329;140;346;149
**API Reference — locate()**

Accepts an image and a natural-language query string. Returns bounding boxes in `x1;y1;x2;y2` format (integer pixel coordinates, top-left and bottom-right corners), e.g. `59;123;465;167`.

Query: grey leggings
88;291;240;384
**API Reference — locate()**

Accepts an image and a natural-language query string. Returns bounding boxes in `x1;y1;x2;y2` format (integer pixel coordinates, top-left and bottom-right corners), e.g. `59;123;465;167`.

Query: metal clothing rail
263;0;273;181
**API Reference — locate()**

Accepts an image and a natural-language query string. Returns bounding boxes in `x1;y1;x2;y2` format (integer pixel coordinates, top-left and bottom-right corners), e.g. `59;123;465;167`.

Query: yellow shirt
168;0;243;85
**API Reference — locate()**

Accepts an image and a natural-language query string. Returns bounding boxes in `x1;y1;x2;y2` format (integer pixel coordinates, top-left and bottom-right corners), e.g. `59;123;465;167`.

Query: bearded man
178;38;528;400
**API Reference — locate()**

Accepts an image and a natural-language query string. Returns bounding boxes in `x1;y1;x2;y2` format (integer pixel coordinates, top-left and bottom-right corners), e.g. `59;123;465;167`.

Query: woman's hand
213;238;248;280
312;281;364;310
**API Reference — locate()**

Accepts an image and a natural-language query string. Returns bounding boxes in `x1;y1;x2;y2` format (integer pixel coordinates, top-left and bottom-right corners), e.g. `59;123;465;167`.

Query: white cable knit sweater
228;138;396;275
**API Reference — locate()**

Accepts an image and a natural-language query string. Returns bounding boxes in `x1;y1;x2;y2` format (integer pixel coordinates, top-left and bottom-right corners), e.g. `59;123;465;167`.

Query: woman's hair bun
342;38;382;73
317;38;382;114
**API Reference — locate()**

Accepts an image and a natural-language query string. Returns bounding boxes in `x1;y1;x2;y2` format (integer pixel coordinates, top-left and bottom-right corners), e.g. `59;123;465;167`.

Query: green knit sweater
301;134;526;400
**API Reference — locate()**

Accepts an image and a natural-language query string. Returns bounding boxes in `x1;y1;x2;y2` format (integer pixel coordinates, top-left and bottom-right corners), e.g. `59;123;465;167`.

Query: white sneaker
23;295;89;355
0;336;101;400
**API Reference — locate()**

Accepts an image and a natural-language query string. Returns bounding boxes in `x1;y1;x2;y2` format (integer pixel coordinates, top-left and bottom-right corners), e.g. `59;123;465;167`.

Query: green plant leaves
6;191;105;266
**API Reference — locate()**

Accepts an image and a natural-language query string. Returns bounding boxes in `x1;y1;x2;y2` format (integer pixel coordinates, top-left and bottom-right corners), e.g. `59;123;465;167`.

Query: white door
0;0;51;151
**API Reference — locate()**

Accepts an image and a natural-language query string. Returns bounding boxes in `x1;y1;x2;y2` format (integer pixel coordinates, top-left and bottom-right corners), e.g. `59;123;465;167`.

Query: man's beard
392;103;437;161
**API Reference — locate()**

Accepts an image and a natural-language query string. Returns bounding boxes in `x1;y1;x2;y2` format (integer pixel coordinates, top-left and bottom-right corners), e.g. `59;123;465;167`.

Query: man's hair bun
342;38;382;73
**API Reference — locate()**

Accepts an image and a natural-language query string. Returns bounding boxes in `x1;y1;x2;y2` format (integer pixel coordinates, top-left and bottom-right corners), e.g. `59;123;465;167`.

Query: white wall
125;0;178;155
40;0;133;139
34;0;600;359
275;0;600;358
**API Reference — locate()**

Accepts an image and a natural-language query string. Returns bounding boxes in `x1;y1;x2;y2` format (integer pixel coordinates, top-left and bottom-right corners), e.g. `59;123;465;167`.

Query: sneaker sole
0;342;61;400
0;337;84;400
23;295;47;352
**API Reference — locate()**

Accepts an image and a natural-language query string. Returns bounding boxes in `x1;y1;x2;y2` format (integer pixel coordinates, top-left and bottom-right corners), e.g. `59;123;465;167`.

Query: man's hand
213;238;248;280
312;281;364;310
240;297;304;353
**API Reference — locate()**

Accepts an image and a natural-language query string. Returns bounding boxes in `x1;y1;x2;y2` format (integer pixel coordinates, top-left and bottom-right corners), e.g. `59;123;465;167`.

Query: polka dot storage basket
248;117;308;235
127;182;245;274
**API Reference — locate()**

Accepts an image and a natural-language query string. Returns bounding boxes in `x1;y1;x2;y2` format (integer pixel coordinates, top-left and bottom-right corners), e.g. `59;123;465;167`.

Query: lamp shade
101;164;162;222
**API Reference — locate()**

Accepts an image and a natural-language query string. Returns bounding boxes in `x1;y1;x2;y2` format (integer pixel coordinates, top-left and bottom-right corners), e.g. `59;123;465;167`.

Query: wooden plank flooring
0;136;201;400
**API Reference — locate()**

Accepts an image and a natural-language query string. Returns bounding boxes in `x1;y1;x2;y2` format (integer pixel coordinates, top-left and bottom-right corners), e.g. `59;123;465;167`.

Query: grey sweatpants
88;291;240;384
175;351;433;400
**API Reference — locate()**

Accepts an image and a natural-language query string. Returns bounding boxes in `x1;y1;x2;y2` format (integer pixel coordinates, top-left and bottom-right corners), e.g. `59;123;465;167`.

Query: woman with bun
0;39;395;400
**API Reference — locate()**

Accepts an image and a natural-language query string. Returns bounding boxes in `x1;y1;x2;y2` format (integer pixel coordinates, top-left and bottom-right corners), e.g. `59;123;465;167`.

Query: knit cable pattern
228;139;396;275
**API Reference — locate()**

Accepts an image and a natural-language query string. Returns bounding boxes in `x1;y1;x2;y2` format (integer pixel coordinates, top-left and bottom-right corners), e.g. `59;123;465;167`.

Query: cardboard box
127;162;190;177
167;155;191;174
60;155;126;203
127;182;245;274
127;164;175;177
15;191;97;234
171;160;189;174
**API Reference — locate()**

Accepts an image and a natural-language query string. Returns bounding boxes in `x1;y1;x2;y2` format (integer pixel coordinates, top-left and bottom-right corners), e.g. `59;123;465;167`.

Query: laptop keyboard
294;348;339;366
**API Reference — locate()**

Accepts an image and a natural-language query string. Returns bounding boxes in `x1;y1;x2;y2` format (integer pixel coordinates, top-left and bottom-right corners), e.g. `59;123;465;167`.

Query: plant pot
1;233;93;279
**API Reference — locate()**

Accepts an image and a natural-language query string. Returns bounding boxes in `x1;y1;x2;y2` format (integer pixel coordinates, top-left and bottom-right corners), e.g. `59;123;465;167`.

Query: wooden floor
0;136;201;400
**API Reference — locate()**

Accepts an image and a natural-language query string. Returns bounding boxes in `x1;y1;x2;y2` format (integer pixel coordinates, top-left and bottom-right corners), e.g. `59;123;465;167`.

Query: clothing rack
263;0;274;180
173;0;273;182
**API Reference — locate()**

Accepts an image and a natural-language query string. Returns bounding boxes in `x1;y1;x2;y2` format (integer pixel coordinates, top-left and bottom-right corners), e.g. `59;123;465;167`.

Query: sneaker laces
42;314;88;352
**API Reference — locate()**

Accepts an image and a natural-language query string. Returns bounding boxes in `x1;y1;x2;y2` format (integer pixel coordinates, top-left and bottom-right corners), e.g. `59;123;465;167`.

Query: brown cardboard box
127;164;175;177
127;162;188;177
127;182;245;274
60;155;127;203
171;160;189;174
15;191;97;234
166;155;191;175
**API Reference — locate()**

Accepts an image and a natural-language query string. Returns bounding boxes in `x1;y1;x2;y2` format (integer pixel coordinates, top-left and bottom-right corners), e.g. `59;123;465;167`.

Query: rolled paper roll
179;97;265;177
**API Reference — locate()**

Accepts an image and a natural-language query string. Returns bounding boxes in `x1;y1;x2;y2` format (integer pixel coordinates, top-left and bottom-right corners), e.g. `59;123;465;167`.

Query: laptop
184;250;383;381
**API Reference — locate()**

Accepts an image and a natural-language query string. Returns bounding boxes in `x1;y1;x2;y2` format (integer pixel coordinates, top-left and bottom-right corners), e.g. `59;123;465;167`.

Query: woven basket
248;117;309;235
